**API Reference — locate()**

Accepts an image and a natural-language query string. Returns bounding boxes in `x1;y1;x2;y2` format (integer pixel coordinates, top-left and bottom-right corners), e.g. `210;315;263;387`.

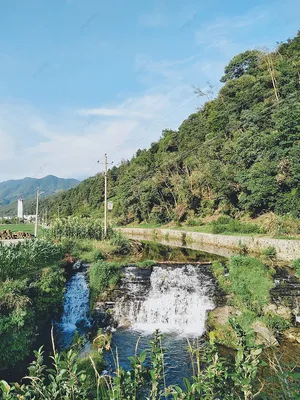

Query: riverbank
116;227;300;262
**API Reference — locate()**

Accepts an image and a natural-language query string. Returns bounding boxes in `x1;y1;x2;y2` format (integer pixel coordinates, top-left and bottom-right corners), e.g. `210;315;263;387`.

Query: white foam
114;265;214;336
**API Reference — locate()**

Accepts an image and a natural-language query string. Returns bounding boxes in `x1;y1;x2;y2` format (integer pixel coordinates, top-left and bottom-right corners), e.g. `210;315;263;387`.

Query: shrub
235;309;258;332
186;218;197;226
211;217;261;235
227;256;274;313
256;212;300;237
109;231;131;255
89;260;121;304
262;246;277;261
238;240;248;256
216;216;232;224
292;258;300;278
263;312;290;332
33;266;65;322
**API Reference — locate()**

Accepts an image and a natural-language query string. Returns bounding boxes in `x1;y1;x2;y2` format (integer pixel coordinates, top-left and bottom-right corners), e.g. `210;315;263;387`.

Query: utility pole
104;153;108;238
34;187;40;238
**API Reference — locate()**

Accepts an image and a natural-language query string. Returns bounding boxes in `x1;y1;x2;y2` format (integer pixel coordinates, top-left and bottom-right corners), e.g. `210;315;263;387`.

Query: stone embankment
116;228;300;262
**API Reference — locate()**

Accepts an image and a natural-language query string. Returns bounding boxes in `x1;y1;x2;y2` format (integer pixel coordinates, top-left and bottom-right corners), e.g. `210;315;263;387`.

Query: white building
17;198;24;219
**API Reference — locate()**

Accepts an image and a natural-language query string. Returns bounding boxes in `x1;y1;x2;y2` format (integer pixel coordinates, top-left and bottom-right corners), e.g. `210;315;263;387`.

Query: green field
0;224;35;235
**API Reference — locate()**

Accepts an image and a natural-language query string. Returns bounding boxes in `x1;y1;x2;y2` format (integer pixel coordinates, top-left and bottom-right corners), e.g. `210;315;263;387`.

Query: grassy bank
118;213;300;240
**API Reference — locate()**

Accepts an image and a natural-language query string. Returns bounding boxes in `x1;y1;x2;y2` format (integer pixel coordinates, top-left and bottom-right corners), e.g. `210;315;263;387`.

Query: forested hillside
36;32;300;224
0;175;79;215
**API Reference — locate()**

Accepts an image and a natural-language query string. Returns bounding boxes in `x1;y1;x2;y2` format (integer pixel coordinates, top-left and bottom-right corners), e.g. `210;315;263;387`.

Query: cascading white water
114;265;215;336
61;272;90;332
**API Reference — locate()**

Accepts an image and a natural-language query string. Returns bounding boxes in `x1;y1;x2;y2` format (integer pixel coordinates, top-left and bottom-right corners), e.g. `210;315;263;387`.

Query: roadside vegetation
0;240;66;371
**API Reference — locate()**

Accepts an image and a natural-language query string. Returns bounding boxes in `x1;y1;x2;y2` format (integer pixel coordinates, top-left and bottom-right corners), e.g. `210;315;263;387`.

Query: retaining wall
117;228;300;262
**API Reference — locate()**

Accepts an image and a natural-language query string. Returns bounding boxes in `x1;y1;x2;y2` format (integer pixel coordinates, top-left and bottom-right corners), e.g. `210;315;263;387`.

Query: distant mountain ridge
0;175;80;207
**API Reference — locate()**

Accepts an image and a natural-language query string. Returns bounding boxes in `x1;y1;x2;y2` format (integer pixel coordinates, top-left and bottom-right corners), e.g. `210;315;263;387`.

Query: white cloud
0;50;222;182
78;107;151;119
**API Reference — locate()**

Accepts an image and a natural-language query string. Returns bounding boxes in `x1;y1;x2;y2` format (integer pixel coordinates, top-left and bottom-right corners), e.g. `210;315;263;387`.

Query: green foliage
33;266;65;322
0;240;65;371
262;312;290;333
262;246;277;261
211;216;262;234
227;256;274;312
89;260;121;304
292;258;300;278
1;327;299;399
109;231;131;255
0;279;34;370
235;309;258;332
0;239;64;281
48;217;112;240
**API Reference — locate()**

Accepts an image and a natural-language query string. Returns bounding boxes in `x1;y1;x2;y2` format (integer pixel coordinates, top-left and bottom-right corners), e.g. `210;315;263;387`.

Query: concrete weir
116;228;300;262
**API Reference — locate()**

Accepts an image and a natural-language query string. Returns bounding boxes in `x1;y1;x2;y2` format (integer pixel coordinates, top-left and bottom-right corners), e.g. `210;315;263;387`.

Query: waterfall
114;265;215;336
61;272;90;332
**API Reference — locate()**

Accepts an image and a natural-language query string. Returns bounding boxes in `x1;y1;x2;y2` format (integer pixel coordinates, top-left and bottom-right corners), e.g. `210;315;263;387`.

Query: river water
53;241;300;389
54;244;223;388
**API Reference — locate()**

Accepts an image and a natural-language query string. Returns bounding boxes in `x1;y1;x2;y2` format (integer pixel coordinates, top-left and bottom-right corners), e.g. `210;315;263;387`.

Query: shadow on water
139;240;227;263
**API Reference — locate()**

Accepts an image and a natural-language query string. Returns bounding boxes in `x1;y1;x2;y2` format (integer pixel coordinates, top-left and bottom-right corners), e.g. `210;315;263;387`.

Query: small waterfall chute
55;271;91;348
114;265;215;336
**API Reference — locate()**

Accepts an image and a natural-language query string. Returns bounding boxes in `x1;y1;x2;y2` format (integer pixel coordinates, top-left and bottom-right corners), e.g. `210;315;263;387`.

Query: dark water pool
104;329;200;388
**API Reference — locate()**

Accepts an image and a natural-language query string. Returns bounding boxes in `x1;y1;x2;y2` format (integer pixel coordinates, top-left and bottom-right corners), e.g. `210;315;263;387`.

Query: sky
0;0;299;182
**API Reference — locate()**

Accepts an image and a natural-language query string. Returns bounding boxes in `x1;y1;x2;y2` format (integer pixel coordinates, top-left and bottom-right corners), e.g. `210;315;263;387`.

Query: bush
292;258;300;278
211;217;261;235
109;231;131;255
256;212;300;237
89;260;121;304
262;246;277;261
227;256;274;313
263;312;290;332
186;218;197;226
235;309;258;332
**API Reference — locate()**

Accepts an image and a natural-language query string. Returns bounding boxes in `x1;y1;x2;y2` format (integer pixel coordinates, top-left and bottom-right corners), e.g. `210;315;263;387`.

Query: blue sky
0;0;299;181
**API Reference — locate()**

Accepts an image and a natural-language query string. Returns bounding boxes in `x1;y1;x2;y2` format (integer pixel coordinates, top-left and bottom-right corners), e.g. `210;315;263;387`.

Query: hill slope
36;32;300;223
0;175;79;213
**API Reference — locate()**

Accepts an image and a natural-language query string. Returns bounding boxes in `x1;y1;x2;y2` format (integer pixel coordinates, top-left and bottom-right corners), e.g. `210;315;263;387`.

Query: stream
52;241;300;389
54;243;224;387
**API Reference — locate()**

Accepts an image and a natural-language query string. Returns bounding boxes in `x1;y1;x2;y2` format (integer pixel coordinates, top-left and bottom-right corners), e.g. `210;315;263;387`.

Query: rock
118;317;131;329
263;304;292;320
251;321;278;347
283;328;300;344
75;318;91;329
208;306;240;327
72;260;82;271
